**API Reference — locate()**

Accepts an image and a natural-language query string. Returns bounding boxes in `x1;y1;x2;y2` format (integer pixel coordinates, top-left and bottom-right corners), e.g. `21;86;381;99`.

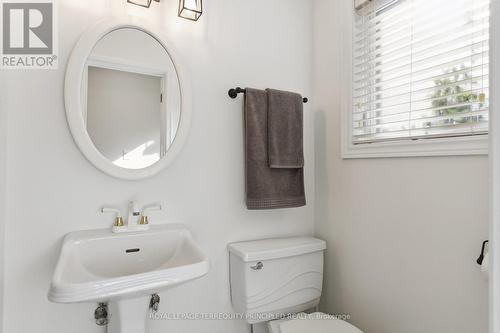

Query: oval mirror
65;21;191;180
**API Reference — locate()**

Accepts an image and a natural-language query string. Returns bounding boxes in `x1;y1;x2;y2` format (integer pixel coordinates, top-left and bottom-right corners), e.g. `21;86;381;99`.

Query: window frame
341;0;489;159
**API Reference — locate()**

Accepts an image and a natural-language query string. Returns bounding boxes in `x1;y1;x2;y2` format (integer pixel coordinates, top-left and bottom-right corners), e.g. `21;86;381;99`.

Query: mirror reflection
83;28;181;170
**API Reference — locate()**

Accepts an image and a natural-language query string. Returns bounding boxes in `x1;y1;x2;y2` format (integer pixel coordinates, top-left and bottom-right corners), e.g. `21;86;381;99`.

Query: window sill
341;134;488;159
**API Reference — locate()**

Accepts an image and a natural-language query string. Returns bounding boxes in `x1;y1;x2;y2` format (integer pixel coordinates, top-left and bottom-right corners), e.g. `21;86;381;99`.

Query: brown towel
245;88;306;210
266;89;304;168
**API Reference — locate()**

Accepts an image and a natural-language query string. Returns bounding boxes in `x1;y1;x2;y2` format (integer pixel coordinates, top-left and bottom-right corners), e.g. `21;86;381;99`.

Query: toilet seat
268;312;363;333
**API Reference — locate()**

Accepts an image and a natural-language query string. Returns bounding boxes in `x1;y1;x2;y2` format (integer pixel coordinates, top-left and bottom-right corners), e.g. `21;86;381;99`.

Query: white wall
0;1;314;333
0;67;7;332
313;1;489;333
490;1;500;332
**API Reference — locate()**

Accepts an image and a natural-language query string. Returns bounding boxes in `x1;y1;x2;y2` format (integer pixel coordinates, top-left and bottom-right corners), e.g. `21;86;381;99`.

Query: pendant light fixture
178;0;203;21
127;0;159;8
127;0;202;21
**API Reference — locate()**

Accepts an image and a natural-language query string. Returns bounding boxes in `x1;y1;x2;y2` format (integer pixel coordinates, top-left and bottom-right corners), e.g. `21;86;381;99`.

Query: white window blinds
353;0;489;144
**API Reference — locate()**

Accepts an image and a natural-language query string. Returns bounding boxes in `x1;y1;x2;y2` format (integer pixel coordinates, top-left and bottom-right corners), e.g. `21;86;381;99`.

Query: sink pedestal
108;296;150;333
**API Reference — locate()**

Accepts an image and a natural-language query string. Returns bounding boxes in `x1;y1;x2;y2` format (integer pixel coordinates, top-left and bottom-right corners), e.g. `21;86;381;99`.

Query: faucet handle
101;207;121;214
139;204;162;225
101;207;124;227
142;204;162;213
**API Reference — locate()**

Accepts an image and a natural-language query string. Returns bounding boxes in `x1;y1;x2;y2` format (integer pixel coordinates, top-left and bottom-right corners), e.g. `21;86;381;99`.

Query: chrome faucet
101;201;162;233
127;201;141;227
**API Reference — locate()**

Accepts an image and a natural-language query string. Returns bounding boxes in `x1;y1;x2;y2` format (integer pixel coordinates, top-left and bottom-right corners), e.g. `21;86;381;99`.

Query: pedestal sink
48;223;210;333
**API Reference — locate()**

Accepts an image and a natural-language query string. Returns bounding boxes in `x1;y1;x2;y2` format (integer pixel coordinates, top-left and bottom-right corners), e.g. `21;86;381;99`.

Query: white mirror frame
65;18;192;180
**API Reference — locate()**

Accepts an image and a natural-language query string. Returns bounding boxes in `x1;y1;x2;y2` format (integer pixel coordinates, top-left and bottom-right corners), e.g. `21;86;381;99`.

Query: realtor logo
1;0;57;69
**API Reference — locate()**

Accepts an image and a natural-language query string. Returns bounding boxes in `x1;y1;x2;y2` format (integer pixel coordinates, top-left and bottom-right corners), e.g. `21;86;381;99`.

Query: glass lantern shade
178;0;202;21
127;0;159;8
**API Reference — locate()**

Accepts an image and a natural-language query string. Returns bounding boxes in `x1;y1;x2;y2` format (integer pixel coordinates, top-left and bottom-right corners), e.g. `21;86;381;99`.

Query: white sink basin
48;223;209;303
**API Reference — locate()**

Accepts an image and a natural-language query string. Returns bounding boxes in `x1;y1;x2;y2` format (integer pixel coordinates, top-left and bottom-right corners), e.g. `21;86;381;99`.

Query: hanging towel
244;88;306;210
266;88;304;168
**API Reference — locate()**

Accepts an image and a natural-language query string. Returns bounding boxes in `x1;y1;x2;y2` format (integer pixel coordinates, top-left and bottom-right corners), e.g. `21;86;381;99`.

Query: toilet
228;237;363;333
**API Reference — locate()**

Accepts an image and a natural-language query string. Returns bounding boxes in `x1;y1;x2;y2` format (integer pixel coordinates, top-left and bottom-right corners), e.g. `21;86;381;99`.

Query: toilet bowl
227;237;363;333
268;312;363;333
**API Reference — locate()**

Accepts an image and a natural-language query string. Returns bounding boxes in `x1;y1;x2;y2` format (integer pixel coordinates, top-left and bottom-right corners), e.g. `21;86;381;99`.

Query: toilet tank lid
228;237;326;262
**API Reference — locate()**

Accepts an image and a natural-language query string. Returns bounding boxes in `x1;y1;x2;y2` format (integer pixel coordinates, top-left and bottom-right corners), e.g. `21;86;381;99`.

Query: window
347;0;489;156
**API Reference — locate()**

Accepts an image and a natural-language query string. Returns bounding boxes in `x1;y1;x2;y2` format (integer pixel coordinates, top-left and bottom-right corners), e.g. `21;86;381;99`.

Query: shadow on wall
313;109;349;319
313;110;334;311
0;97;6;333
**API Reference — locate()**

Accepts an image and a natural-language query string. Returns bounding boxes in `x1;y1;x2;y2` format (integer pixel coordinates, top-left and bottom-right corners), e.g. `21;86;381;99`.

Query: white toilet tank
228;237;326;324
